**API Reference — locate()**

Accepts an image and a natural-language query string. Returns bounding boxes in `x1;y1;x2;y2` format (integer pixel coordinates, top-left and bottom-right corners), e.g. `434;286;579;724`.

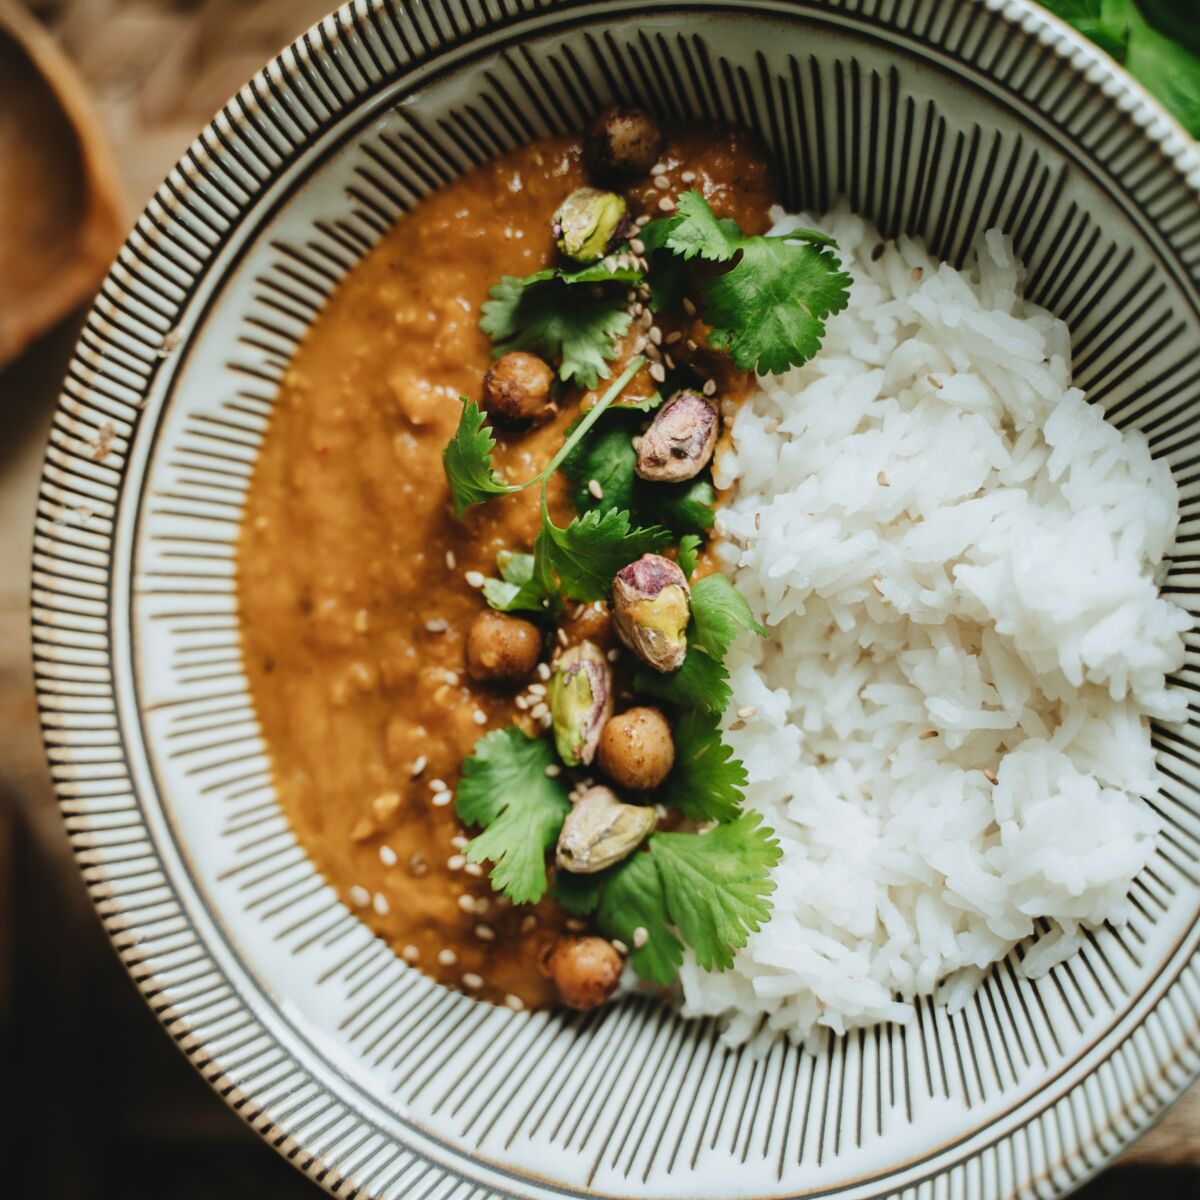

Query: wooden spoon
0;1;124;368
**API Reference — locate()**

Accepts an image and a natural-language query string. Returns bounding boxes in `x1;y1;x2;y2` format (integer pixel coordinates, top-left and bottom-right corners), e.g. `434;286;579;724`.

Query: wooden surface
0;0;1195;1191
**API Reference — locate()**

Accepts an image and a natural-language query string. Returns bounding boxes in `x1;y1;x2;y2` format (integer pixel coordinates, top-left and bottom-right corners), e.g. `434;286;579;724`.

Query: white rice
689;206;1190;1049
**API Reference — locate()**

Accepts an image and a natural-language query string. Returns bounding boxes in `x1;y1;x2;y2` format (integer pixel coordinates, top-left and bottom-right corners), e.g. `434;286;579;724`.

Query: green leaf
677;535;702;581
662;190;743;262
649;814;781;971
651;477;716;536
551;870;605;916
595;852;685;985
456;727;571;904
442;399;519;519
482;550;551;614
636;644;732;714
1122;4;1200;134
658;709;747;822
541;507;672;602
703;234;852;375
480;263;641;388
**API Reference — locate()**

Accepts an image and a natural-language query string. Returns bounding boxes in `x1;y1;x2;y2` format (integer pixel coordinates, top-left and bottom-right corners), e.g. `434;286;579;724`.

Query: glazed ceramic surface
33;2;1200;1197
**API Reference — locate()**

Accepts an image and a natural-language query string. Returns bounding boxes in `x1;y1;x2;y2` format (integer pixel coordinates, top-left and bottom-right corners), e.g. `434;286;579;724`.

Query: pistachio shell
552;187;629;263
612;555;691;672
547;640;613;766
556;786;657;873
634;389;719;482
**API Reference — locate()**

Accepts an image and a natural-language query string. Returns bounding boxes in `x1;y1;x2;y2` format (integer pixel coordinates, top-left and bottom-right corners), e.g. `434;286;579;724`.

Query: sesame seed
919;730;939;740
658;196;676;212
462;972;483;989
448;854;467;870
432;791;453;807
754;512;762;530
565;918;586;932
458;894;475;913
911;266;924;281
465;570;485;588
702;379;717;396
682;297;697;316
475;924;496;941
438;948;457;966
354;609;369;633
451;834;467;849
379;845;397;867
630;334;648;354
528;683;547;697
664;353;675;370
871;577;885;596
537;663;551;681
410;755;428;778
686;338;698;352
630;238;645;255
409;851;428;876
531;702;550;721
927;374;943;389
402;944;420;964
473;896;489;913
544;763;562;778
648;326;663;345
870;242;885;261
465;862;485;878
348;885;370;908
737;706;758;719
644;343;662;363
425;618;449;633
588;479;604;500
473;709;488;725
505;994;525;1011
665;330;683;344
876;470;891;487
612;939;629;955
633;926;649;949
653;173;670;189
650;161;667;175
638;308;654;329
515;696;529;710
984;769;999;784
556;628;569;647
520;914;538;933
373;892;390;916
607;648;619;662
603;255;617;273
445;550;457;569
430;778;448;792
649;363;666;383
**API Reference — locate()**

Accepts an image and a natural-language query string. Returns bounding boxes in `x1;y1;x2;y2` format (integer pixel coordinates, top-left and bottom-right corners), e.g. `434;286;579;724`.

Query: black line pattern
32;2;1200;1199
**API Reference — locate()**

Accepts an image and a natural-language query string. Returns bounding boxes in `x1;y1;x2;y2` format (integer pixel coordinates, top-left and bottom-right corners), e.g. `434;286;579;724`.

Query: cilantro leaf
703;234;851;374
456;727;570;904
662;190;742;262
658;709;747;823
480;263;641;388
649;815;781;971
442;399;518;518
677;534;702;581
639;217;689;313
559;409;716;536
540;506;671;602
596;852;685;985
482;550;551;614
636;573;765;712
551;870;605;916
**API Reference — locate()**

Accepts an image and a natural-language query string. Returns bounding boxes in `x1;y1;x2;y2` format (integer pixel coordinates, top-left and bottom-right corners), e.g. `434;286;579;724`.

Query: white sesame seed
528;682;547;697
630;237;645;255
537;662;551;681
653;174;670;189
588;479;604;500
565;917;587;932
638;308;654;329
702;378;717;396
633;926;649;949
649;363;666;383
379;844;398;866
984;768;999;784
425;618;449;633
451;834;468;849
737;706;758;719
373;892;390;916
876;470;891;487
515;696;529;710
462;972;483;989
665;330;683;344
544;763;562;777
686;338;698;352
432;791;453;807
612;939;629;955
402;944;420;964
473;896;489;914
473;709;488;725
648;325;663;345
755;512;762;530
664;353;676;370
465;863;485;879
682;297;697;316
650;161;667;175
348;885;370;908
438;948;457;966
531;702;550;721
458;894;475;913
556;628;569;647
603;255;617;272
448;854;467;870
658;196;675;212
680;170;696;183
410;755;428;778
445;550;457;569
475;924;496;941
520;914;538;933
607;648;620;662
465;570;485;588
430;778;448;793
927;374;943;389
505;994;525;1011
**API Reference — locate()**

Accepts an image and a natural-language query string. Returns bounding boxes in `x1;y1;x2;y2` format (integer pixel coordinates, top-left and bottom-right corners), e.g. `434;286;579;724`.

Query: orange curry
238;129;776;1009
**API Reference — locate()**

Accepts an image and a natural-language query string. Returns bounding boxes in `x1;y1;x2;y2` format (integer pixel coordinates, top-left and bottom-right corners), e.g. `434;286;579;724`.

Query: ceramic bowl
33;2;1200;1197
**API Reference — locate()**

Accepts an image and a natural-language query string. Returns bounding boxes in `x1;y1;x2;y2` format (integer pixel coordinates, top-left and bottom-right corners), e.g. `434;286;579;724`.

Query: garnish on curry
239;111;850;1011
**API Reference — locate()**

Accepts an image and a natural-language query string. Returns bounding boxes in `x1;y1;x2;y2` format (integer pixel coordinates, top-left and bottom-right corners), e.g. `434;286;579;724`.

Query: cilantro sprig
643;190;851;375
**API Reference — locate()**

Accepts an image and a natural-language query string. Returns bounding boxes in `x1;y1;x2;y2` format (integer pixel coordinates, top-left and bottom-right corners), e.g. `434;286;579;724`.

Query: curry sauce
238;129;776;1009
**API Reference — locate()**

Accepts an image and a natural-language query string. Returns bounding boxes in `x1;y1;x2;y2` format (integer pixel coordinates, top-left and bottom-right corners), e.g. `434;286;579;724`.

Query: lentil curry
238;116;824;1011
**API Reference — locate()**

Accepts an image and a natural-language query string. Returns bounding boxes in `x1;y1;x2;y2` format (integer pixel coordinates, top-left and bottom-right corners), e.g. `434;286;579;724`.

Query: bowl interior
36;3;1200;1199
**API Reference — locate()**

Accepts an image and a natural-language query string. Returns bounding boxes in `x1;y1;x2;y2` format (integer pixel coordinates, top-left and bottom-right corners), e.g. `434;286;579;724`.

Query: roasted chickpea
561;599;612;647
546;935;623;1010
482;352;555;424
584;106;664;178
465;610;541;685
598;707;675;790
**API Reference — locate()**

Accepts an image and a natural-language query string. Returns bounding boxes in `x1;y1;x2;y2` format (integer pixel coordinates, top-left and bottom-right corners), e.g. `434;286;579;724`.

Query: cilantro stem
540;350;648;511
